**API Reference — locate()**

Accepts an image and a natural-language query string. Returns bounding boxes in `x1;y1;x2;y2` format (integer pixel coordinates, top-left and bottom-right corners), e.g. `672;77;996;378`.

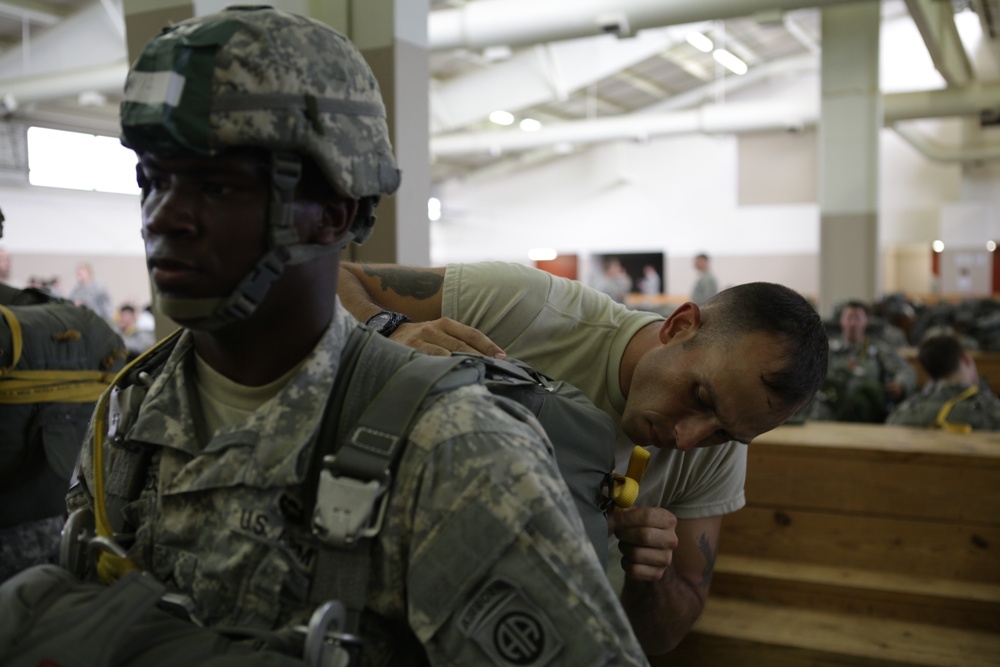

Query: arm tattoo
363;265;443;301
698;532;716;589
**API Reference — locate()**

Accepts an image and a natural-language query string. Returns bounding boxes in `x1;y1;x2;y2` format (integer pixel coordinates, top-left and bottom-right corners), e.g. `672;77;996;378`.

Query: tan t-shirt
442;261;747;520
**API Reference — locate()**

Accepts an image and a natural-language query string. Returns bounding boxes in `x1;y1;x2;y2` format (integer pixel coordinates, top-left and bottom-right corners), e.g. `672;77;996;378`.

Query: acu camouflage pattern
73;309;647;666
811;337;917;423
887;381;1000;431
121;5;400;200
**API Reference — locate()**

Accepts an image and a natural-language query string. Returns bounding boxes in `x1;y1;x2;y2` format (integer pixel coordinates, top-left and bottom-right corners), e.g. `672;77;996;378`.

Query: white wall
2;8;999;309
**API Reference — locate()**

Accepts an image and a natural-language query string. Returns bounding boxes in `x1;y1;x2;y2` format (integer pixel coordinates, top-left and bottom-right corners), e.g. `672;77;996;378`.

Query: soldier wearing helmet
13;6;650;667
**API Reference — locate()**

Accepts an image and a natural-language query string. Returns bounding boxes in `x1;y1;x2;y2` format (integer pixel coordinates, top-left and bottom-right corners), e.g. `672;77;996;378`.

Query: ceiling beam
0;0;62;25
429;0;872;52
905;0;974;86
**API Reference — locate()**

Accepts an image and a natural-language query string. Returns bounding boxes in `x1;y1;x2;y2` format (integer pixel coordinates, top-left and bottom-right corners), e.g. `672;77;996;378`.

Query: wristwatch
365;310;411;337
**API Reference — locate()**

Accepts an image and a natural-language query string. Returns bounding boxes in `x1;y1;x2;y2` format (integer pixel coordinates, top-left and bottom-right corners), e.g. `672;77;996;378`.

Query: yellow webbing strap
0;304;24;367
934;384;979;434
0;304;118;404
611;446;651;509
92;330;182;583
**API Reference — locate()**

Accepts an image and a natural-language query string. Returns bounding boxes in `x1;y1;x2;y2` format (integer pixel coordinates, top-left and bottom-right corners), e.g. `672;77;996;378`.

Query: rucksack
46;322;619;666
0;291;126;529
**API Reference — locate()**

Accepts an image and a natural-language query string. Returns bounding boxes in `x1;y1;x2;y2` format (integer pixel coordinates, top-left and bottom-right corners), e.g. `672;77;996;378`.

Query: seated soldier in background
888;334;1000;431
339;261;830;654
811;300;917;423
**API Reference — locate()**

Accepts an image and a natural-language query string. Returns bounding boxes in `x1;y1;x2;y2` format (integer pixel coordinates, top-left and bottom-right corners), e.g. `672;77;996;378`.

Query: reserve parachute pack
0;288;125;530
27;322;620;667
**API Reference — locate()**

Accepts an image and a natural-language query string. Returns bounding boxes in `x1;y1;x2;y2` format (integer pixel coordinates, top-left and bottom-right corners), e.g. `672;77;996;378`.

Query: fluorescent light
428;197;442;222
686;31;714;53
528;248;558;261
519;118;542;132
489;110;515;126
713;48;748;75
932;240;945;253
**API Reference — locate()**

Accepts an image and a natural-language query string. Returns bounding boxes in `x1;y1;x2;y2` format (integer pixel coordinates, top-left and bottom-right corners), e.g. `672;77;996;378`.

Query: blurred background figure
691;252;718;305
810;300;917;423
27;276;61;296
0;247;11;285
68;261;113;323
591;257;632;303
115;302;156;362
888;334;1000;431
638;264;662;296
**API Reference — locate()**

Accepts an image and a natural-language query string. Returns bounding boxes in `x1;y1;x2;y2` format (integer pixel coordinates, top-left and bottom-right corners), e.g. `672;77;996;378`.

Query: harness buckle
311;467;391;549
302;600;361;667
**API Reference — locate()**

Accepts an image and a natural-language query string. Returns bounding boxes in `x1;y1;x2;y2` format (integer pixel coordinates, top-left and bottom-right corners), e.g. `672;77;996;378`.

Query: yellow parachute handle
934;384;979;435
92;329;182;583
0;303;25;372
611;446;651;509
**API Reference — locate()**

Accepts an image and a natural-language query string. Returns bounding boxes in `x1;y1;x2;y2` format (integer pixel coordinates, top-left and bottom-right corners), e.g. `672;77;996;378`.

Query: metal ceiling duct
430;0;869;51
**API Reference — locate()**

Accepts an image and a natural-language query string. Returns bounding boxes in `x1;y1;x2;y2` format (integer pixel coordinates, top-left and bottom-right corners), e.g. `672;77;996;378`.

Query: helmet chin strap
156;152;343;332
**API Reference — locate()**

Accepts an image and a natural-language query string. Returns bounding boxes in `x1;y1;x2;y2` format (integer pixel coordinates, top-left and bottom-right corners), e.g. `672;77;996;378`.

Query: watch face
368;312;393;330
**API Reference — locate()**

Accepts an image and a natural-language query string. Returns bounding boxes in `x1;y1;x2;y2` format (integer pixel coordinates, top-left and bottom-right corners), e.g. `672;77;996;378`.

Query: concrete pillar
326;0;431;266
818;3;881;317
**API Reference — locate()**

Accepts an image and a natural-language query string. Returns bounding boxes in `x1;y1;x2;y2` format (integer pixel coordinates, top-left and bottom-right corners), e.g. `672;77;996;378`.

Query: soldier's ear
659;302;701;344
315;197;358;246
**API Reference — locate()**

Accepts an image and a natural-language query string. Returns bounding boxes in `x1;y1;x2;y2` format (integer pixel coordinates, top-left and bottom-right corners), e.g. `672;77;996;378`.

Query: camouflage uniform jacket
887;381;1000;431
828;337;918;397
70;309;648;667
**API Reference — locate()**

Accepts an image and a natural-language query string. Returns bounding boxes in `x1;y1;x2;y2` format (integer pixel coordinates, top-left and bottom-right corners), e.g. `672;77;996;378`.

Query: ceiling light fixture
686;31;714;53
489;110;515;126
713;49;748;75
519;118;542;132
528;248;558;261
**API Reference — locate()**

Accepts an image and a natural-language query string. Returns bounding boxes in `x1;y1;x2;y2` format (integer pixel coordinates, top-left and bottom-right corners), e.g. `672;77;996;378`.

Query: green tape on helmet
121;21;241;155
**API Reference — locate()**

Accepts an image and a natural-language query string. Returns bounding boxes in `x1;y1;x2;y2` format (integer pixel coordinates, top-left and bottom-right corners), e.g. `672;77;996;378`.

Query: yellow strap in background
934;384;979;434
0;303;118;403
612;446;651;509
0;369;117;403
0;303;24;371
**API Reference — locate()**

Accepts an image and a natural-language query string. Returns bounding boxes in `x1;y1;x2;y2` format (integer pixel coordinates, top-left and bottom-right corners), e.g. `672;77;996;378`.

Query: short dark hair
917;335;964;380
699;283;829;412
695;253;709;261
841;300;871;317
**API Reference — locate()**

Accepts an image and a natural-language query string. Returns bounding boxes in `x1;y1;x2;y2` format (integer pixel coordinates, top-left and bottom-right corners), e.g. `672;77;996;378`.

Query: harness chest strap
934;384;980;434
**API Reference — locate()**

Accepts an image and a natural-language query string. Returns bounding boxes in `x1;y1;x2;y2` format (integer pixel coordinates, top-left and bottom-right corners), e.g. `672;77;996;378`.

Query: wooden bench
656;422;1000;666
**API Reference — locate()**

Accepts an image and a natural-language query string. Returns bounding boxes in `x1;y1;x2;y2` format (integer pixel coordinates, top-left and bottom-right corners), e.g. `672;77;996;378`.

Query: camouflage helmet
120;5;401;330
121;4;400;210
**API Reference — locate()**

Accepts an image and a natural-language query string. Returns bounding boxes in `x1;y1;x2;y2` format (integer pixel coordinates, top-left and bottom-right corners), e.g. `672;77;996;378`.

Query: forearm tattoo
363;265;443;300
698;532;716;589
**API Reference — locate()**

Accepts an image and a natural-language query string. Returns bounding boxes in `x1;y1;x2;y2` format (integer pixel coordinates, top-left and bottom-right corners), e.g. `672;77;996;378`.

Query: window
27;126;139;195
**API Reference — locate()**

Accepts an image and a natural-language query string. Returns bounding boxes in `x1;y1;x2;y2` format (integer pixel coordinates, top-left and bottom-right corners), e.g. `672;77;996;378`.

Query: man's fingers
390;318;507;359
436;319;506;357
608;506;676;532
619;545;672;581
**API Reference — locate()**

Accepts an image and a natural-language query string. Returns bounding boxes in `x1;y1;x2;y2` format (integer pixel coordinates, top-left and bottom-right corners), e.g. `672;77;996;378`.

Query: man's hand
608;506;678;581
391;317;507;359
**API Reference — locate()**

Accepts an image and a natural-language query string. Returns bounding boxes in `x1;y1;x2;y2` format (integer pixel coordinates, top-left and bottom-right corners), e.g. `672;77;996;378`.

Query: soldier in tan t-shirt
340;260;829;655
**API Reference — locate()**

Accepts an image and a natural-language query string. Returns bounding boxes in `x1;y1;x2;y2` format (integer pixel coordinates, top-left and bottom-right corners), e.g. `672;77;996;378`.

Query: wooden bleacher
655;421;1000;667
